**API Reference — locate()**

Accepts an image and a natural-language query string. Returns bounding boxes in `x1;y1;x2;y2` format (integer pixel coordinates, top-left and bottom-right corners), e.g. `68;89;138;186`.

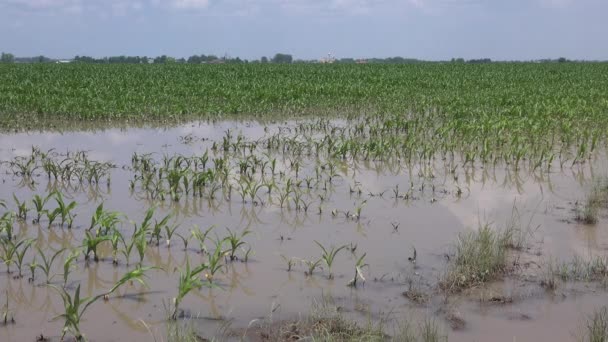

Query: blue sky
0;0;606;60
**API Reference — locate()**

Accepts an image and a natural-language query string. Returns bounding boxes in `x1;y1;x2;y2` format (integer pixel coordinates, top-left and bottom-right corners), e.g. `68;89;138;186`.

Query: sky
0;0;606;60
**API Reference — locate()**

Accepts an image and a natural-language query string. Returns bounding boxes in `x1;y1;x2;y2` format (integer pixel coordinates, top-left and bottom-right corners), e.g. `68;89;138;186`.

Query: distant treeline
0;52;601;64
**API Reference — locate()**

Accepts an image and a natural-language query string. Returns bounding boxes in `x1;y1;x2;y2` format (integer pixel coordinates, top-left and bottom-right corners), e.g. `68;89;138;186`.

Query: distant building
319;53;336;64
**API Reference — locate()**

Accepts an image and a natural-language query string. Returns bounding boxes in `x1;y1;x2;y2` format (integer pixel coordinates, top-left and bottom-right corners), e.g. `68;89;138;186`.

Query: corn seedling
50;266;154;341
12;238;34;278
347;253;368;288
224;228;252;261
0;238;34;274
171;259;212;320
315;241;347;279
191;225;215;254
1;292;14;325
12;194;28;221
63;249;79;286
31;193;52;223
82;231;110;262
281;255;297;272
53;191;77;228
37;247;65;284
303;258;323;277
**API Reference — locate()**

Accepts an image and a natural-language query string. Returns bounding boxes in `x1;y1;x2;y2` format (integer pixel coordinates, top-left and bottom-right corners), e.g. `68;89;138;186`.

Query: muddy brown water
0;120;607;341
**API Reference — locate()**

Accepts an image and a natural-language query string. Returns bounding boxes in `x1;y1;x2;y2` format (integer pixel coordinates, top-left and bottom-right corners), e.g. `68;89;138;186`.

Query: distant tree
451;58;465;63
272;53;292;64
188;55;202;64
154;55;171;64
467;58;492;64
1;52;15;63
557;57;569;63
260;56;268;63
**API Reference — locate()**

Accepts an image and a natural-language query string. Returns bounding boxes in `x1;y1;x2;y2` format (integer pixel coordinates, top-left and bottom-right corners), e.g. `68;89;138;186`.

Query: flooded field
0;118;607;341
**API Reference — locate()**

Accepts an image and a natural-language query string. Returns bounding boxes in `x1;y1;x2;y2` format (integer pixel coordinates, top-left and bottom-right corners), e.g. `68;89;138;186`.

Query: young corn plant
303;258;323;277
53;191;77;228
315;241;347;279
281;255;297;272
0;238;34;274
171;259;212;320
63;249;80;286
176;233;191;251
88;203;121;235
50;266;155;341
36;247;65;284
206;238;226;283
28;257;38;282
135;228;148;266
82;231;110;262
191;225;215;254
164;223;180;248
109;228;123;265
224;228;252;261
32;193;52;224
0;212;16;241
45;208;61;228
150;213;172;246
12;194;28;221
119;233;136;266
347;253;368;288
12;238;35;278
2;292;15;325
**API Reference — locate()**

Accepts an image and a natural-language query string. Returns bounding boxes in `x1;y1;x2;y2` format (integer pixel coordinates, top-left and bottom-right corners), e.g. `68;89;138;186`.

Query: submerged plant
347;252;368;288
171;259;212;320
0;238;34;274
82;231;110;262
224;228;251;261
315;241;346;279
37;247;65;284
50;266;155;341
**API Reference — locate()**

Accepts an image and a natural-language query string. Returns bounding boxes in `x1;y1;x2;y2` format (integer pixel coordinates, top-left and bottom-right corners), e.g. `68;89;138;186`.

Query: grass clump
244;298;446;341
440;223;514;292
580;306;608;342
548;255;608;283
575;179;608;225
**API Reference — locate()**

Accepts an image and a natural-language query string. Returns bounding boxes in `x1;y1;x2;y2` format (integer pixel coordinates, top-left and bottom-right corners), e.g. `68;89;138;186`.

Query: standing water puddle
0;120;607;341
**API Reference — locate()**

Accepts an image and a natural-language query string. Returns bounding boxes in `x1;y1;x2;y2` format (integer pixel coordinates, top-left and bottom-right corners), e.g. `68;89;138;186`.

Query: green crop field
1;63;607;122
